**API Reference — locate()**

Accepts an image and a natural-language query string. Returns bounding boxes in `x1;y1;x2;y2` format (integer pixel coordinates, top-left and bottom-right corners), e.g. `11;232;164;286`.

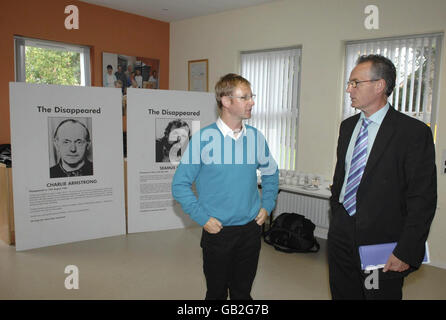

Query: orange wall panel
0;0;170;143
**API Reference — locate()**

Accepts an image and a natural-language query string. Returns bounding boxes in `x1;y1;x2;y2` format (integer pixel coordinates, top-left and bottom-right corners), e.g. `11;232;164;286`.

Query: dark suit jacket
330;106;437;268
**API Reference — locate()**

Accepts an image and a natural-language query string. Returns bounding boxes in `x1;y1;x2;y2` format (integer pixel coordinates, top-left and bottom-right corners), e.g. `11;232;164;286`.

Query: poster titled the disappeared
9;83;126;251
126;88;216;233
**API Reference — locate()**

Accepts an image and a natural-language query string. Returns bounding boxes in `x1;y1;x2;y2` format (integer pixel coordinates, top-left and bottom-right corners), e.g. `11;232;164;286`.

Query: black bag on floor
263;212;320;253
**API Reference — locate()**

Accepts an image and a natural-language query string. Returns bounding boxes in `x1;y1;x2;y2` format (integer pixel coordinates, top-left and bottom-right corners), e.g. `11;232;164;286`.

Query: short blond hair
215;73;251;109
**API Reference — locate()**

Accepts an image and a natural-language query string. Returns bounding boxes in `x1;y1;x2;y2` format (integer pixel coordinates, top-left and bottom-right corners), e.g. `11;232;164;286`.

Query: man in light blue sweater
172;73;279;300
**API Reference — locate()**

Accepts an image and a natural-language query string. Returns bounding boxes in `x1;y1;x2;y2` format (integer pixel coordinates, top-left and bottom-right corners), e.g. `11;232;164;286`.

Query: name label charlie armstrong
47;179;98;188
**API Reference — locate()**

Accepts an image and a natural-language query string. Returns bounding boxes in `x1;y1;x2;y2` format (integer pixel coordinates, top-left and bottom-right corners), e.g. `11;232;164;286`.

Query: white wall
170;0;446;267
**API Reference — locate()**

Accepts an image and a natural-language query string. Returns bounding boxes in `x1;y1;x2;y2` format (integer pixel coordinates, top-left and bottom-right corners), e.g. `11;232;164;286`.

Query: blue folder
358;242;430;270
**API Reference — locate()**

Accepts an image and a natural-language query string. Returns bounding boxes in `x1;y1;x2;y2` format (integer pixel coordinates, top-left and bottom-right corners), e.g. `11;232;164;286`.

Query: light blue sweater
172;123;279;226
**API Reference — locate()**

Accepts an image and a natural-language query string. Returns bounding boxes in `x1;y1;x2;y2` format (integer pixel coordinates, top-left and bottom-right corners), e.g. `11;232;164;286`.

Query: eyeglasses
346;79;380;88
60;139;88;147
227;94;256;101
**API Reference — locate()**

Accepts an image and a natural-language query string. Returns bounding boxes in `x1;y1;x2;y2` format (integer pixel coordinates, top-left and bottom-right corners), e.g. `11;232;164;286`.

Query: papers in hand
358;242;430;271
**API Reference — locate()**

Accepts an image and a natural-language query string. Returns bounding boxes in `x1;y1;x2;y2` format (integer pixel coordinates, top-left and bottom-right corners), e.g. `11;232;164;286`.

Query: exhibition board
126;88;217;233
9;83;126;251
6;84;219;249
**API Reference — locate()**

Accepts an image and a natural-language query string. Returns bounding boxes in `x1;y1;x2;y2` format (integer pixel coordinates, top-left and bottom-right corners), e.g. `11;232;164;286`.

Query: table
279;181;331;199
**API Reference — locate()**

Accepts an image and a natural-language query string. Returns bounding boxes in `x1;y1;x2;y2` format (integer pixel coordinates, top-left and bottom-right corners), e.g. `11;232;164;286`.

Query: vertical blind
241;48;301;170
343;33;442;132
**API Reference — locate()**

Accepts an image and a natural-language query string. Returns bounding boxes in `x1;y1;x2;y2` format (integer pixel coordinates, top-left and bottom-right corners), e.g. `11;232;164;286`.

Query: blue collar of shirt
360;102;390;125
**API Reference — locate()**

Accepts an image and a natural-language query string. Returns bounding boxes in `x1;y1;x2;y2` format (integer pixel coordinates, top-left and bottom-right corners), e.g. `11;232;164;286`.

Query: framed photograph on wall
102;52;160;117
188;59;208;92
102;52;160;93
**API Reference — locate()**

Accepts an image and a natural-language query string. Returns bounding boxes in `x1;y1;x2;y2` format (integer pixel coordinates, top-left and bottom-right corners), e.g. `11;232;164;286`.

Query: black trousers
200;219;262;300
328;205;404;300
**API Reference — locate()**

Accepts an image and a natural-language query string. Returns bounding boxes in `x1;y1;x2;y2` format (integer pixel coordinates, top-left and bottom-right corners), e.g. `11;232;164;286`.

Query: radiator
273;191;330;239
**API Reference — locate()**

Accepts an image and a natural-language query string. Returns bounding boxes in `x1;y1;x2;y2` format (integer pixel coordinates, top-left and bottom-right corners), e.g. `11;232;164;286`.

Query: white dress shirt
216;117;247;141
339;103;390;203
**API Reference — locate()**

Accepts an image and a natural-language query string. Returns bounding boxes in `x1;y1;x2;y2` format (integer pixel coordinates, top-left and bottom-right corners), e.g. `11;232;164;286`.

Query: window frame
342;33;443;139
14;36;91;86
240;46;302;170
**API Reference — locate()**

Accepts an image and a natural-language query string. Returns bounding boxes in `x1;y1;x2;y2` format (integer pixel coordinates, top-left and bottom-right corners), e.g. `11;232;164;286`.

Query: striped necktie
343;118;371;216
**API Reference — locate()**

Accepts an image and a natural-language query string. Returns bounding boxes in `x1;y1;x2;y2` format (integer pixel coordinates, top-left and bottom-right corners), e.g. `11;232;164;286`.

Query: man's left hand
255;208;268;226
383;253;410;272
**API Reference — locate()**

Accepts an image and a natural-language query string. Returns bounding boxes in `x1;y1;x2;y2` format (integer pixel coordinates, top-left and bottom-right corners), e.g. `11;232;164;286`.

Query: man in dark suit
328;54;437;300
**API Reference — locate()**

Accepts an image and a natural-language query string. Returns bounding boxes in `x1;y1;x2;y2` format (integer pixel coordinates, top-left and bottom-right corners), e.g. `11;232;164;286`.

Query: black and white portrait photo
48;117;94;178
155;118;191;163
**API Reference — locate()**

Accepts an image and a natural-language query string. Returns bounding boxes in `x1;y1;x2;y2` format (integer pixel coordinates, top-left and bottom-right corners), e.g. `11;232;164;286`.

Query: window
241;47;301;170
15;37;91;86
343;33;443;138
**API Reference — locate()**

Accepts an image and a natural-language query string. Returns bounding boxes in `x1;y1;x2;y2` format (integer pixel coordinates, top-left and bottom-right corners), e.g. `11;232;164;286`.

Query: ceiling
79;0;278;22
